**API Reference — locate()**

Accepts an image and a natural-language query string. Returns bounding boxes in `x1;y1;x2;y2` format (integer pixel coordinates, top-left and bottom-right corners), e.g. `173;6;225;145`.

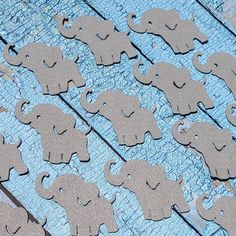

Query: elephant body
0;203;45;236
104;160;190;221
0;134;28;182
35;173;118;236
15;100;90;164
193;52;236;98
80;89;161;146
173;121;236;180
133;61;213;115
3;43;84;95
56;15;137;66
196;195;236;235
127;9;208;54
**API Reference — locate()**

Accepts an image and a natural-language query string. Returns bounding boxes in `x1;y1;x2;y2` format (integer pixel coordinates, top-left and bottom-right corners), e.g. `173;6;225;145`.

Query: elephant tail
15;138;22;148
226;103;236;126
109;194;116;204
84;126;92;135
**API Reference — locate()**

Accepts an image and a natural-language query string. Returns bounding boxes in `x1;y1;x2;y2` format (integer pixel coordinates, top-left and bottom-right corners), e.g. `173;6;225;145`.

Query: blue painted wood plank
0;0;234;235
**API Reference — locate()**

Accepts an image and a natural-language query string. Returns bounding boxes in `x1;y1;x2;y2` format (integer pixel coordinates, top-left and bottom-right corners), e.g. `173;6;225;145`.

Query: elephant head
127;9;180;34
15;100;75;134
3;43;62;71
133;60;189;89
226;103;236;126
80;88;140;119
196;195;236;235
56;15;114;43
172;120;232;152
35;172;99;207
104;159;165;191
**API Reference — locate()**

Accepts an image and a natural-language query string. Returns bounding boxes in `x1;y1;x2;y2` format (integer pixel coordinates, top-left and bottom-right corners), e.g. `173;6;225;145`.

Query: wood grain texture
0;0;235;235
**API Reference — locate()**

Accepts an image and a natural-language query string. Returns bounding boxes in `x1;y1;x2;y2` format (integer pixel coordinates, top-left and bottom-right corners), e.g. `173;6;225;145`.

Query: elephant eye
79;27;83;31
195;134;198;139
148;21;152;25
127;174;131;179
26;55;30;59
37;115;41;119
220;210;224;216
214;63;218;67
59;188;63;192
103;102;107;106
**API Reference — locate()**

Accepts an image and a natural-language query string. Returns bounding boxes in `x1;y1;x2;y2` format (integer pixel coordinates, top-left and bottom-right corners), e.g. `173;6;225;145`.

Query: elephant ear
212;129;231;151
146;165;165;189
121;95;140;117
173;68;189;89
165;10;179;30
96;20;114;40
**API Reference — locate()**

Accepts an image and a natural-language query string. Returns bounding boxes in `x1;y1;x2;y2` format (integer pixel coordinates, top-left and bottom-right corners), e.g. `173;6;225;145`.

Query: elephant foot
106;221;119;233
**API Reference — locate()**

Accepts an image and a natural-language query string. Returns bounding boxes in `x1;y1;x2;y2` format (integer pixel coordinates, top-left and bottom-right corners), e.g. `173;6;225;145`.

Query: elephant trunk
192;52;212;73
172;121;191;145
127;13;147;33
15;100;32;124
133;61;153;85
80;88;100;114
226;104;236;126
35;172;54;200
56;15;76;39
3;44;23;66
104;160;124;186
196;195;216;221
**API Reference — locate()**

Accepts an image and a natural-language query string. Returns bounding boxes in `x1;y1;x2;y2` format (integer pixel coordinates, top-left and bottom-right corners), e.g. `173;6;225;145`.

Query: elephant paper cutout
3;43;85;95
133;61;213;115
226;103;236;126
56;15;137;66
193;52;236;98
80;88;162;146
0;133;28;182
104;159;190;221
196;194;236;235
36;172;118;236
173;120;236;180
0;202;46;236
15;100;90;164
127;9;208;54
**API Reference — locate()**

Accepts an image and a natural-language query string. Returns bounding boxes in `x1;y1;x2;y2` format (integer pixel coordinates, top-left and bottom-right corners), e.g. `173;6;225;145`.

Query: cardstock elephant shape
15;100;90;164
80;88;161;146
104;160;190;220
0;202;46;236
36;172;118;236
127;9;208;54
0;133;28;182
193;52;236;98
226;103;236;126
56;15;137;66
3;43;85;95
196;195;236;235
133;61;213;115
173;120;236;180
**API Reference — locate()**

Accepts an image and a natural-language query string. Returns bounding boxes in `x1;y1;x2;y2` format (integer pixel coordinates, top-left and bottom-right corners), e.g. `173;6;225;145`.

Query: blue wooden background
0;0;235;235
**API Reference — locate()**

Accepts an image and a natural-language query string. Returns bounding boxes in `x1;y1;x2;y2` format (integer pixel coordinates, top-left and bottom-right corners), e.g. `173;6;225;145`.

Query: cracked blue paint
0;0;235;235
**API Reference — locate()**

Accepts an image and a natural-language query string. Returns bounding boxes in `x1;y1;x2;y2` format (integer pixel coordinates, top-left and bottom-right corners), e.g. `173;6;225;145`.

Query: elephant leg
47;83;60;95
77;148;90;162
136;132;145;144
162;206;172;219
101;54;114;66
94;54;103;65
125;43;137;58
149;122;161;140
41;83;49;94
43;148;51;161
112;53;120;64
189;102;198;113
48;151;61;164
178;103;191;115
185;40;194;51
117;132;126;145
124;133;137;146
0;170;10;181
14;158;28;175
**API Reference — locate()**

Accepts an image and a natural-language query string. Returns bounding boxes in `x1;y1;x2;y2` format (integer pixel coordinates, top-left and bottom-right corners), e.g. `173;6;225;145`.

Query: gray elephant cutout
0;202;46;236
80;88;162;146
104;159;190;221
133;61;213;115
173;120;236;180
3;43;85;95
196;194;236;235
15;100;90;164
0;133;28;182
226;103;236;126
127;8;208;54
36;172;118;236
193;52;236;98
56;15;137;66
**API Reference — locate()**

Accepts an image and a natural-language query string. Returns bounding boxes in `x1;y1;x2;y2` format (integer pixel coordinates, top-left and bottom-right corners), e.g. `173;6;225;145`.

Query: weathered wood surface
0;0;235;235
